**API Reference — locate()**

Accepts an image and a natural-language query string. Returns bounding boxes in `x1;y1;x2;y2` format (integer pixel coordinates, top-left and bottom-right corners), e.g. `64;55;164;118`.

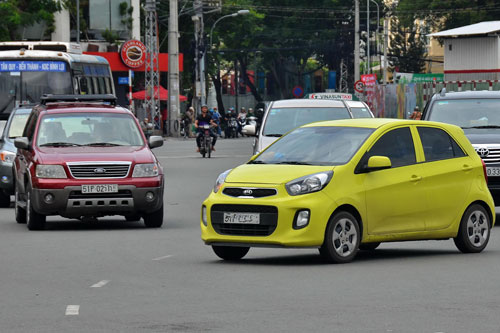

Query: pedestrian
409;106;422;120
186;106;195;137
212;107;222;137
141;117;153;139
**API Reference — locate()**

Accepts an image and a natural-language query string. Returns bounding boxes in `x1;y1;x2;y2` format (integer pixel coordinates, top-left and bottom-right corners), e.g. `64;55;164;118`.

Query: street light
209;10;250;53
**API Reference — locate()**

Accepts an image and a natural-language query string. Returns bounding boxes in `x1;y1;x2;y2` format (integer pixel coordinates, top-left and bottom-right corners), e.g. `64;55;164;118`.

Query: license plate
81;184;118;194
486;167;500;177
223;212;260;224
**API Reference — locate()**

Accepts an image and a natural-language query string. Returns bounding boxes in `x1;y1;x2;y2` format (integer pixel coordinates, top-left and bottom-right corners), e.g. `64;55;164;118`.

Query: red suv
13;95;164;230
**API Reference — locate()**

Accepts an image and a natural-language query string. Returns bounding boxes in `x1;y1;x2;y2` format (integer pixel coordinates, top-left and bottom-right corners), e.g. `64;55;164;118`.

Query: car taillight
482;160;488;185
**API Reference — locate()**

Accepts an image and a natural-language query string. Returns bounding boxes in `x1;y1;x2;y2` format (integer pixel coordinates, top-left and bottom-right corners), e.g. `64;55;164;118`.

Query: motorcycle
237;116;246;137
226;116;238;138
180;119;188;139
199;124;213;158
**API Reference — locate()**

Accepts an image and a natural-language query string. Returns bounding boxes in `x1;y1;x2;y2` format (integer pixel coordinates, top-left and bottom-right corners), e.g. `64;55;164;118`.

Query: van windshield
428;99;500;128
262;107;351;136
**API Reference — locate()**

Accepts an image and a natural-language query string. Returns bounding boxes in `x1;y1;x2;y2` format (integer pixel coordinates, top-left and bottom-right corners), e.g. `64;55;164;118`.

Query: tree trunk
237;54;263;103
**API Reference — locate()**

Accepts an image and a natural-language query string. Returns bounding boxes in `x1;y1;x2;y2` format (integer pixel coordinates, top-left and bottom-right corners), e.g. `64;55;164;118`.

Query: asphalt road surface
0;137;499;333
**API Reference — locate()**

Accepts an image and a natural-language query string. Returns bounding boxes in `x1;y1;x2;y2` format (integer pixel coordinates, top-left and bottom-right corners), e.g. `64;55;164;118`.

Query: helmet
201;104;208;109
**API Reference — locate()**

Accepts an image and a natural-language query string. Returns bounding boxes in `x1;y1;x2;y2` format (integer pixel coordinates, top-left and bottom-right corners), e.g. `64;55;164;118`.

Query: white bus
0;41;115;119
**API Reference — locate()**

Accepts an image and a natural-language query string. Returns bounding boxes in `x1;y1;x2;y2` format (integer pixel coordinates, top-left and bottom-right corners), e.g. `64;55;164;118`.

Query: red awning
131;86;187;102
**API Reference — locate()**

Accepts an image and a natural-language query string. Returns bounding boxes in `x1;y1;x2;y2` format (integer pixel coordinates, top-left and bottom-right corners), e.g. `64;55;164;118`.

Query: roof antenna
440;87;446;96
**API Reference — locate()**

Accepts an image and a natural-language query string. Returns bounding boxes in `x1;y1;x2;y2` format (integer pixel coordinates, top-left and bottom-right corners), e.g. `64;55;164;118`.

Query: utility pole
144;0;161;129
168;0;180;137
76;0;80;43
383;18;388;85
366;0;370;74
192;0;205;116
354;0;360;82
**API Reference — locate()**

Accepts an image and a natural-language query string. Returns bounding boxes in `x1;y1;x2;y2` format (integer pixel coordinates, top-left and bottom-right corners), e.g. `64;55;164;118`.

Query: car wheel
359;242;380;251
454;204;491;253
212;245;249;260
26;187;46;231
319;211;360;263
0;190;10;208
15;184;27;224
143;204;163;228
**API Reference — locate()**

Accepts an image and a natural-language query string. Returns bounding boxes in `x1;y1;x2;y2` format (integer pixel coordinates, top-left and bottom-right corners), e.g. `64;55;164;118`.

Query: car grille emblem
94;167;107;174
476;148;489;158
243;189;253;196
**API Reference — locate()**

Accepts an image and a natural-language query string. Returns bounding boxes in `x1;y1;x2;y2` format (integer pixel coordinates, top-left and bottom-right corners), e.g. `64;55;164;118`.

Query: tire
26;187;46;231
319;211;360;263
454;204;491;253
0;190;10;208
15;183;26;224
207;137;212;158
202;151;206;158
359;242;380;251
212;245;249;260
143;204;163;228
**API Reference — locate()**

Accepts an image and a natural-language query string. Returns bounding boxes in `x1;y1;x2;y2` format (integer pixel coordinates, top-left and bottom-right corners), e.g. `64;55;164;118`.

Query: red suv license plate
81;184;118;194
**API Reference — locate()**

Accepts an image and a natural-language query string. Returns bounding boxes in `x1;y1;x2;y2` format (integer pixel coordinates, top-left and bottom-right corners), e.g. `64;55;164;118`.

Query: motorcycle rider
237;107;247;136
195;104;217;152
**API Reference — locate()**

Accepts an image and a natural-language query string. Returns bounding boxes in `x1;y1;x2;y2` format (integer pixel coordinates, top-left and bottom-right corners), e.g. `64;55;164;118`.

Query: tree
389;17;427;73
0;0;63;41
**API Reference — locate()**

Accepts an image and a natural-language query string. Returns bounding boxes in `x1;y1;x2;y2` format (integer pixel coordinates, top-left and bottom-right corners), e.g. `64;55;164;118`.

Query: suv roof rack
40;94;117;106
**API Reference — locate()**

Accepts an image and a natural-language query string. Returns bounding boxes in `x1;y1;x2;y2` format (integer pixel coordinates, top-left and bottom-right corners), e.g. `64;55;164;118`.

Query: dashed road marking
152;255;173;261
65;305;80;316
91;280;110;288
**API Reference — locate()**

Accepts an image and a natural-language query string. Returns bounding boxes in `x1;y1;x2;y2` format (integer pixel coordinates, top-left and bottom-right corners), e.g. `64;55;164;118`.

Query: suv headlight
0;151;16;164
214;169;231;193
285;171;333;196
36;165;67;179
132;163;159;177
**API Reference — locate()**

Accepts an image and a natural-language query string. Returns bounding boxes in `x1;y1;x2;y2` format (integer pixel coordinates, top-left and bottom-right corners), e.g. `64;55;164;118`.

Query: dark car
421;89;500;204
0;106;32;207
13;95;165;230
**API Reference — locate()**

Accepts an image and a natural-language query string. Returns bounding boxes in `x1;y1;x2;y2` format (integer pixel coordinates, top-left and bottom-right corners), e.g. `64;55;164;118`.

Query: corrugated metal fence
365;80;500;119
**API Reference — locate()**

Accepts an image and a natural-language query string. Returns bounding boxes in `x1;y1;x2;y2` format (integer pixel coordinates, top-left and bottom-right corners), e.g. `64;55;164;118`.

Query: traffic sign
292;85;304;98
354;80;364;93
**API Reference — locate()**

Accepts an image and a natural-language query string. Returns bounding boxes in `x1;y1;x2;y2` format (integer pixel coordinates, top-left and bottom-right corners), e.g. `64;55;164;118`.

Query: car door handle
462;164;473;171
410;175;422;182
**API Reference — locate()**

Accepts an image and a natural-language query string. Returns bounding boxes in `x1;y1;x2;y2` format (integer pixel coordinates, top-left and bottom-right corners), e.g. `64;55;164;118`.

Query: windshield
253;126;374;166
262;107;351;136
8;112;30;138
428;99;500;127
350;107;372;118
36;113;144;147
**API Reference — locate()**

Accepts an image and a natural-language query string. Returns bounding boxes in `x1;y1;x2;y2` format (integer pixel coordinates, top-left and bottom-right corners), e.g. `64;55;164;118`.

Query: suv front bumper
31;185;163;218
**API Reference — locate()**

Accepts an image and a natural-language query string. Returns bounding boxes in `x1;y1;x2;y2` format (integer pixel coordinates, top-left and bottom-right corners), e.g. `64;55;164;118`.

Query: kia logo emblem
243;189;253;196
476;147;489;158
94;167;107;174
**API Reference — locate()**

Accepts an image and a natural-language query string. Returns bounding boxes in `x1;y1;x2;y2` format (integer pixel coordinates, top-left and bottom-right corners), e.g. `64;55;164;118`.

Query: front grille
211;204;278;236
67;162;131;179
69;190;132;199
223;187;277;198
474;146;500;164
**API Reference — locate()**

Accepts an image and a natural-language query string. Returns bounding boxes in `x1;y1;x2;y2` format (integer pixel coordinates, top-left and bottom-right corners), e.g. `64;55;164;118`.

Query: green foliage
102;29;120;45
389;17;427;74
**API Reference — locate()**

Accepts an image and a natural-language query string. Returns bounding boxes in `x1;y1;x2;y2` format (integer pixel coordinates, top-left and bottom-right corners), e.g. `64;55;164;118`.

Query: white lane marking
152;255;173;261
65;305;80;316
91;280;110;288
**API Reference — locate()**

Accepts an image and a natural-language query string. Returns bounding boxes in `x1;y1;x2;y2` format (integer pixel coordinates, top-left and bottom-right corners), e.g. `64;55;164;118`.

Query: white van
243;99;374;155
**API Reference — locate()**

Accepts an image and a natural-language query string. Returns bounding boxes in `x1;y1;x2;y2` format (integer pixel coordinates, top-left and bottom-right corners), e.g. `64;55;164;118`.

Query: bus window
98;77;105;94
104;77;111;94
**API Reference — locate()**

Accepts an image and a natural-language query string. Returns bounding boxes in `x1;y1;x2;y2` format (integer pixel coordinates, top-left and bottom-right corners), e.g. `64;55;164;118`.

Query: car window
417;127;466;162
263;107;351;136
0;120;5;137
427;99;500;127
8;113;30;138
350;107;372;118
364;127;416;168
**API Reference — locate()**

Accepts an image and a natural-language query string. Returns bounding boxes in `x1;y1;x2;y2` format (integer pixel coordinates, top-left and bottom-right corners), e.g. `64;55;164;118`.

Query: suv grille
222;187;277;198
67;162;131;179
210;204;278;236
475;147;500;164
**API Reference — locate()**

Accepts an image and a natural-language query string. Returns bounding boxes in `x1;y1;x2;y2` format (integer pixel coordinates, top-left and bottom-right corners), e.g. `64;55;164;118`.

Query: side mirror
365;156;391;172
14;137;30;150
242;124;256;136
148;135;163;149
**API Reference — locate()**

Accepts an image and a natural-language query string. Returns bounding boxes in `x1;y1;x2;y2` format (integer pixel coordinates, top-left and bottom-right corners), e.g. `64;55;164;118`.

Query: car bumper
31;184;163;218
0;161;14;194
201;183;337;248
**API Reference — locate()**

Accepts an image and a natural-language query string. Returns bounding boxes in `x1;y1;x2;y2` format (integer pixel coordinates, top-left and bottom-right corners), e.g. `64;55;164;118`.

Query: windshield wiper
83;142;124;146
275;161;312;165
39;142;82;147
248;160;267;164
264;133;283;137
462;125;500;129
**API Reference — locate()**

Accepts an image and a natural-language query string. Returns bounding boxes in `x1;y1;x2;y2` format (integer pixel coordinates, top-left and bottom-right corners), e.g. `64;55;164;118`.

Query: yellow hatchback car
201;118;495;263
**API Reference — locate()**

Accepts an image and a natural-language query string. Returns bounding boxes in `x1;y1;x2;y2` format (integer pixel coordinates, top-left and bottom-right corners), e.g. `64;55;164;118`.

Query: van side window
417;127;466;162
364;127;416;168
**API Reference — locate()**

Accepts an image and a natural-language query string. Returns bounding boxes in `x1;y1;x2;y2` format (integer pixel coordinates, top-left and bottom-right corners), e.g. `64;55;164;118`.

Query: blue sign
292;85;304;98
328;71;336;90
118;77;129;85
0;61;66;72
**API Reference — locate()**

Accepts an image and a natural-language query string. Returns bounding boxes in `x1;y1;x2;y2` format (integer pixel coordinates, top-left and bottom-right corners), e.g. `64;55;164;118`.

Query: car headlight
0;151;16;163
214;169;231;193
35;165;67;179
132;163;159;177
285;171;333;196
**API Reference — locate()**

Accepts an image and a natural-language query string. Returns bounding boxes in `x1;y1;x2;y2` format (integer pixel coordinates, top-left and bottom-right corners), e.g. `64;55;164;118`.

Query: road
0;137;499;333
